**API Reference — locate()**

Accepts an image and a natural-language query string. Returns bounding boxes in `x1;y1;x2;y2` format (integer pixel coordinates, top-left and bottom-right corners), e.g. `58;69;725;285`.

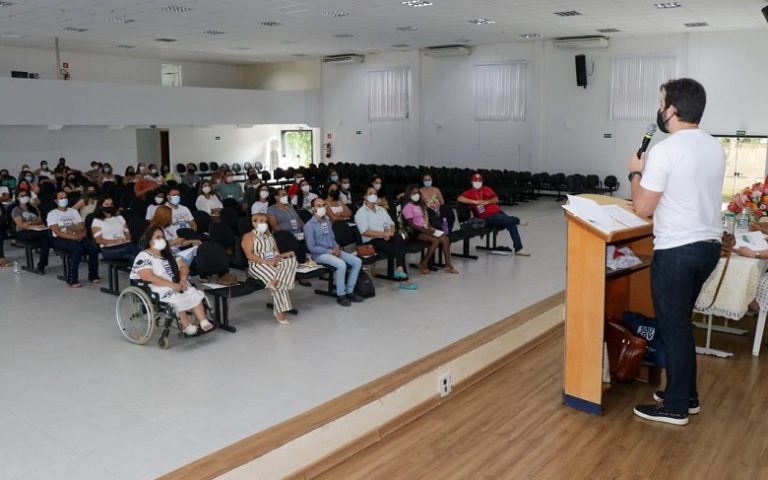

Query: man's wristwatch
628;171;643;182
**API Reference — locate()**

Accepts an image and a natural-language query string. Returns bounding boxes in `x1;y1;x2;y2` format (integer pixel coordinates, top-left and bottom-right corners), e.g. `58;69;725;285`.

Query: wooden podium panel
562;195;654;415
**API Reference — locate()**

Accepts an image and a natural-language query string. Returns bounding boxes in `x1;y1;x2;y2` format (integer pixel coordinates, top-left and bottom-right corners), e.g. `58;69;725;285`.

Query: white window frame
474;61;527;121
367;67;410;121
610;55;677;120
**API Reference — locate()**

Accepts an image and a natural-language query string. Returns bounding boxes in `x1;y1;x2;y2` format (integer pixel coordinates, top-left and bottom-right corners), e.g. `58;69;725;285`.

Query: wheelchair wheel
116;286;156;345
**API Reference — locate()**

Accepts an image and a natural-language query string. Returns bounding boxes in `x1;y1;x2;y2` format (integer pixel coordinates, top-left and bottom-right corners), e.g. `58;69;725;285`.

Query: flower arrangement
727;182;768;219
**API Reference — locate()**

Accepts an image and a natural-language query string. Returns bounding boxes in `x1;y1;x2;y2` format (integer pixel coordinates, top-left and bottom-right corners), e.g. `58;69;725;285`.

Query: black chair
272;230;334;296
222;197;241;212
192;211;212;236
437;204;477;262
194;241;265;333
261;171;272;183
243;162;252;171
209;221;236;251
176;164;186;174
129;198;149;219
219;208;240;234
603;175;619;196
120;208;140;223
127;219;149;244
232;163;242;174
297;209;312;224
209;162;220;171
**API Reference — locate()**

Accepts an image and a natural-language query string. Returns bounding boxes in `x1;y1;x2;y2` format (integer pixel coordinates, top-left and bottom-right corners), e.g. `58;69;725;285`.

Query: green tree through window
281;130;313;167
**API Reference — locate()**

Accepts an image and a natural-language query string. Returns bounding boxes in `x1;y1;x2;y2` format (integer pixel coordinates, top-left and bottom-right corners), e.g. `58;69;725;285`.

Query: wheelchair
115;281;214;349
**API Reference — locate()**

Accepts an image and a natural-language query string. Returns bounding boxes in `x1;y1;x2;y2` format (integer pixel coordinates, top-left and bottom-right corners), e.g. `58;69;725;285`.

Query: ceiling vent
322;54;365;64
553;35;610;49
421;45;472;57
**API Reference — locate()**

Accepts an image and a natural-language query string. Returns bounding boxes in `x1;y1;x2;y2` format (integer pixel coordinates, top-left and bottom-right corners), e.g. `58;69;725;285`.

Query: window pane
474;62;527;121
367;68;409;121
610;56;676;120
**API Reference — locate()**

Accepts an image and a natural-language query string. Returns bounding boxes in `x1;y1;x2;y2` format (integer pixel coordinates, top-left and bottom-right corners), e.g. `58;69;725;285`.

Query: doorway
719;135;768;203
281;129;313;168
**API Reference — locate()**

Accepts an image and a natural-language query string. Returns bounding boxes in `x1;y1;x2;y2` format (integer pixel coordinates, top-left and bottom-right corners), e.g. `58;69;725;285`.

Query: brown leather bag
606;320;647;381
356;244;376;257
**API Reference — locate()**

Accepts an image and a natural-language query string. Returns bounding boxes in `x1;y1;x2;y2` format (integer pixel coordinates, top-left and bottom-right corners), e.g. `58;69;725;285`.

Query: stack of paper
563;195;648;234
734;231;768;250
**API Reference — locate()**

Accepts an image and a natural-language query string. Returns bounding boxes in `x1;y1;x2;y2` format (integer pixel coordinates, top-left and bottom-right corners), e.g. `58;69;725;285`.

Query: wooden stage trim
160;291;565;480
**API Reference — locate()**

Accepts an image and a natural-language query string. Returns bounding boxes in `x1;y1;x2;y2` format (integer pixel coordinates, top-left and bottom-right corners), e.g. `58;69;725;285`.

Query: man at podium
627;78;724;426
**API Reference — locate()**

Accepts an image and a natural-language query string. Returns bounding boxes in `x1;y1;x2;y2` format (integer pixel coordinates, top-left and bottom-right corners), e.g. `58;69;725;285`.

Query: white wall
0;45;242;88
241;59;321;91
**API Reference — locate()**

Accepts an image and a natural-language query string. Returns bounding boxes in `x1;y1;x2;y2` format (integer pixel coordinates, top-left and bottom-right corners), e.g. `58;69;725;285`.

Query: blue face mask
170;195;181;205
330;175;339;183
423;180;432;188
57;198;68;208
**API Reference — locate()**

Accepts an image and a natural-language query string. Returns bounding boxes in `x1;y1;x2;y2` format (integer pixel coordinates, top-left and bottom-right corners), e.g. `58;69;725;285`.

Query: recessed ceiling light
402;0;433;7
0;32;23;38
469;18;495;25
655;2;682;8
229;46;251;51
109;16;135;24
0;1;15;6
260;21;282;27
323;10;350;17
554;11;582;17
684;22;709;27
396;26;418;32
596;28;620;33
332;33;354;38
203;29;226;35
292;54;309;57
116;44;136;49
155;38;177;42
161;5;192;14
391;44;411;48
520;33;542;39
63;27;88;32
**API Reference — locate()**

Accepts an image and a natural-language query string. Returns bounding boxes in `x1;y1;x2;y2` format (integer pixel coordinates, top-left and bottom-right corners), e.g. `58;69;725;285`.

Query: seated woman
130;225;213;335
420;173;446;225
354;186;417;290
268;188;311;285
91;196;141;261
241;213;298;324
195;180;223;218
122;166;136;187
145;188;167;221
339;177;354;206
98;163;117;186
370;176;390;211
150;205;201;266
75;185;99;218
292;179;318;211
47;190;100;287
251;184;271;215
402;185;458;275
325;182;352;222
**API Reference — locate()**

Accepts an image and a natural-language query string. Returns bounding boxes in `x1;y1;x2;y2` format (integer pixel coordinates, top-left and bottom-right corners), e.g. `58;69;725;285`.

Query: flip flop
394;271;409;280
399;283;419;290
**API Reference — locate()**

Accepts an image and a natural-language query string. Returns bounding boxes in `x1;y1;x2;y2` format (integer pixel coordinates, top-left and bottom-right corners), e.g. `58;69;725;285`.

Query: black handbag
354;271;376;298
460;217;486;230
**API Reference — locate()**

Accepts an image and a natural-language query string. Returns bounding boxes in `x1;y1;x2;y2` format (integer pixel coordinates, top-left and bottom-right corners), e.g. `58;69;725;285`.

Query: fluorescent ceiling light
520;33;542;39
684;22;709;27
203;29;227;35
260;21;282;27
655;2;682;8
63;27;88;32
0;32;23;38
402;1;433;7
229;46;251;50
396;26;418;32
109;16;135;24
161;5;192;13
469;18;495;25
554;11;582;17
332;33;354;38
391;44;411;48
115;44;136;49
0;1;14;6
155;38;177;42
596;28;620;33
323;11;350;17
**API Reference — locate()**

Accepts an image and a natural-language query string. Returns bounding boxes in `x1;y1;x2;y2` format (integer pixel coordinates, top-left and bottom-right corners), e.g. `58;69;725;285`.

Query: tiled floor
0;199;567;479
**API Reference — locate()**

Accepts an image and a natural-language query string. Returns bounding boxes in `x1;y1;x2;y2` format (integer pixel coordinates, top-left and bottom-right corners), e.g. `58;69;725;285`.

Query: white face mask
279;196;289;205
366;194;378;204
472;181;483;189
202;186;211;194
152;238;167;251
341;183;350;190
295;177;303;184
259;190;270;199
19;196;30;205
256;223;269;233
301;185;311;193
154;196;164;205
315;207;326;217
411;194;420;202
373;183;382;191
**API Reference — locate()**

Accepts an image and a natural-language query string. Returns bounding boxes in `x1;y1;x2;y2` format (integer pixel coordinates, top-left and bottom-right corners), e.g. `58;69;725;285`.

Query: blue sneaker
633;404;688;426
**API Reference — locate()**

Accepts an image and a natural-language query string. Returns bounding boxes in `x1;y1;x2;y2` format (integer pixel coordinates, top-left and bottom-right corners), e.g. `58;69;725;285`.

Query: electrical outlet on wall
437;372;452;398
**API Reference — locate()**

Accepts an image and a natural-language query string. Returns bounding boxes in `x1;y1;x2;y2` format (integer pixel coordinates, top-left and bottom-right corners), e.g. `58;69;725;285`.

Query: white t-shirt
641;128;725;250
195;194;223;215
130;250;183;298
46;208;83;237
251;200;269;215
92;216;129;244
146;204;159;221
166;204;194;236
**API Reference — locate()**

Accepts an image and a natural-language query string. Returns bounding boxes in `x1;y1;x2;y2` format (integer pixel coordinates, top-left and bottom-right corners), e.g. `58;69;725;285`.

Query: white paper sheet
601;204;648;228
564;195;648;234
734;231;768;250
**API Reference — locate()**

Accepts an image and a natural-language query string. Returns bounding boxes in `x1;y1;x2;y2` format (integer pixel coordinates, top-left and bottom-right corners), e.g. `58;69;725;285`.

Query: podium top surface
564;194;653;243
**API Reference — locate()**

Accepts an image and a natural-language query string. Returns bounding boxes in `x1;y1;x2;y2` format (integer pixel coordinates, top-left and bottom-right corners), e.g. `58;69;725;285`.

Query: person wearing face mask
287;170;305;197
458;173;530;257
325;182;352;222
195;181;223;217
214;169;243;202
628;78;724;426
123;166;136;187
267;189;311;285
181;163;200;188
328;170;340;186
292;179;317;211
304;198;364;307
91;196;140;261
130;226;213;335
85;161;101;181
241;213;298;324
34;160;50;177
147;164;164;184
355;186;417;290
149;205;202;266
145;188;167;221
165;187;197;236
76;186;99;218
161;164;178;183
11;190;51;273
242;173;263;208
338;177;354;206
47;191;101;287
19;170;36;188
250;185;272;215
420;174;445;214
134;166;159;199
402;184;458;275
63;172;84;194
369;176;390;211
98;163;117;186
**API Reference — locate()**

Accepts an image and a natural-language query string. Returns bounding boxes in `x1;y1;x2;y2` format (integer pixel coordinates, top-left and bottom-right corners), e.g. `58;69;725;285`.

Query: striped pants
248;256;297;313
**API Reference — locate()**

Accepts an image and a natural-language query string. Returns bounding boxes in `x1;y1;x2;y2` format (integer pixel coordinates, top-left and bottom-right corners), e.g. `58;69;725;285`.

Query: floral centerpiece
727;182;768;219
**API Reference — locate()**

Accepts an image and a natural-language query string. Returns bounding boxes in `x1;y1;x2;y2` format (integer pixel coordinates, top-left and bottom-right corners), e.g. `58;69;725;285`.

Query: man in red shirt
457;173;529;256
286;169;305;197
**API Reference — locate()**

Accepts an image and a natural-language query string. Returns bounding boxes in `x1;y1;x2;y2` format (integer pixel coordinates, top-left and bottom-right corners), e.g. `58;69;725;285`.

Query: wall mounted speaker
575;54;587;88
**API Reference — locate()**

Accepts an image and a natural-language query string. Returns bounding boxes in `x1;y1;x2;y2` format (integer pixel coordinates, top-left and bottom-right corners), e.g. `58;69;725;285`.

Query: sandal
0;258;11;268
199;319;214;332
419;264;431;275
275;312;290;325
445;267;460;274
69;282;82;289
399;282;419;290
182;324;199;336
394;271;408;280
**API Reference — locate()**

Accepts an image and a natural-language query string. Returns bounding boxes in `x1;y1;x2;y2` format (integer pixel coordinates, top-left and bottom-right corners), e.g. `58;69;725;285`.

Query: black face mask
656;108;671;134
102;206;116;215
127;170;135;176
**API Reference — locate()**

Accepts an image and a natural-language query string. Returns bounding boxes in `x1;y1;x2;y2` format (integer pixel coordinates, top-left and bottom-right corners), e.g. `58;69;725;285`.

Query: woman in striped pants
241;213;298;324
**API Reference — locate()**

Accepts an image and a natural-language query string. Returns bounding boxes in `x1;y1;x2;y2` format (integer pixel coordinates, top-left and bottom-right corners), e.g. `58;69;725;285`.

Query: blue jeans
316;251;362;297
651;241;720;414
484;212;523;251
52;237;100;284
101;242;141;262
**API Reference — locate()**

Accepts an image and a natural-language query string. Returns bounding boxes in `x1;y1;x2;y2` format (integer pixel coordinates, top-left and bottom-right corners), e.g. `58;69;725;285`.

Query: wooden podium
563;194;655;415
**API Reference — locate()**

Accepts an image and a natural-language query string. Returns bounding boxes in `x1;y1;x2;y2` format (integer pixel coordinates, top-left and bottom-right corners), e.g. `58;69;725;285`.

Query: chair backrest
604;175;618;188
209;221;235;248
195;241;230;276
222;197;241;212
332;220;357;248
176;164;186;174
231;163;242;173
243;162;252;170
84;213;96;242
219;207;240;233
273;229;299;255
298;209;312;224
199;162;209;172
455;202;472;223
237;217;253;237
260;171;272;182
192;210;212;234
129;198;149;219
127;218;149;243
209;162;220;171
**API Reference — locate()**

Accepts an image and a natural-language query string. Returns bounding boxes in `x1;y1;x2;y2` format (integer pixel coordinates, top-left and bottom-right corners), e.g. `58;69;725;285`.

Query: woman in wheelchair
130;226;214;336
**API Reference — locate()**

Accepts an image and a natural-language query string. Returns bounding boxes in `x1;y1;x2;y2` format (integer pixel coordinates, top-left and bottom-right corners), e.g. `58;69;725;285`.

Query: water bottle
736;210;749;234
13;261;20;274
723;212;735;234
441;217;449;234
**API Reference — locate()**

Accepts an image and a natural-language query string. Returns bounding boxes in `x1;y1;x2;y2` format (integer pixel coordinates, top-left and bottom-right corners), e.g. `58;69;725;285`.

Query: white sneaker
515;249;530;257
518;217;530;227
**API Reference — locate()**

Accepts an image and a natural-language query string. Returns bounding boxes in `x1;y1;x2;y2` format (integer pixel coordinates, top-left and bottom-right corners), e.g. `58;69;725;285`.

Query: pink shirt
402;202;427;228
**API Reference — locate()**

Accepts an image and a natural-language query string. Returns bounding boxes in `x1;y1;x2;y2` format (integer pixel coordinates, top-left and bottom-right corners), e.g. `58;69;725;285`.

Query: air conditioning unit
421;45;472;58
553;36;610;50
322;54;365;65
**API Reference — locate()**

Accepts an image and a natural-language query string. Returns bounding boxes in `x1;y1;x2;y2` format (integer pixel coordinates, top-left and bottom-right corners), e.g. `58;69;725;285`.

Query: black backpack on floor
354;271;376;298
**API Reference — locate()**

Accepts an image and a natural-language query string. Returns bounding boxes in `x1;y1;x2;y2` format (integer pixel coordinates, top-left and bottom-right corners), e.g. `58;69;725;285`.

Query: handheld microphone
637;123;657;158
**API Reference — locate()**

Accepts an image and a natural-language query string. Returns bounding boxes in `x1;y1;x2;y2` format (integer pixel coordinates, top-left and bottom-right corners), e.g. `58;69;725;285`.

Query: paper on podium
564;195;648;234
734;231;768;250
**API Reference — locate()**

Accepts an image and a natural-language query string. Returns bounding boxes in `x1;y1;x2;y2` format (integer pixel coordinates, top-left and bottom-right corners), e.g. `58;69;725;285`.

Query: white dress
129;251;204;311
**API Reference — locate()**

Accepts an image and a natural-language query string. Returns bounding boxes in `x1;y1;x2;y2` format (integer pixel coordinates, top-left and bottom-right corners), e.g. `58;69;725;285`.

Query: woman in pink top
402;184;458;275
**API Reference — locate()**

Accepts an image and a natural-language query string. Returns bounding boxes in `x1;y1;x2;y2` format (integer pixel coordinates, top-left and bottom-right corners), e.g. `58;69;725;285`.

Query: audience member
195;180;223;218
149;205;201;265
242;213;298;324
370;176;390;211
402;184;458;275
165;187;197;236
287;170;304;197
420;173;445;216
325;182;352;221
251;185;271;215
161;164;178;183
181;163;200;188
76;185;99;217
147;164;164;184
47;190;100;287
11;189;51;273
123;166;136;187
134;166;158;199
145;188;167;221
214;169;243;201
130;225;213;335
458;173;529;256
84;161;101;181
98;163;117;186
91;196;140;261
339;177;354;206
293;179;317;211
